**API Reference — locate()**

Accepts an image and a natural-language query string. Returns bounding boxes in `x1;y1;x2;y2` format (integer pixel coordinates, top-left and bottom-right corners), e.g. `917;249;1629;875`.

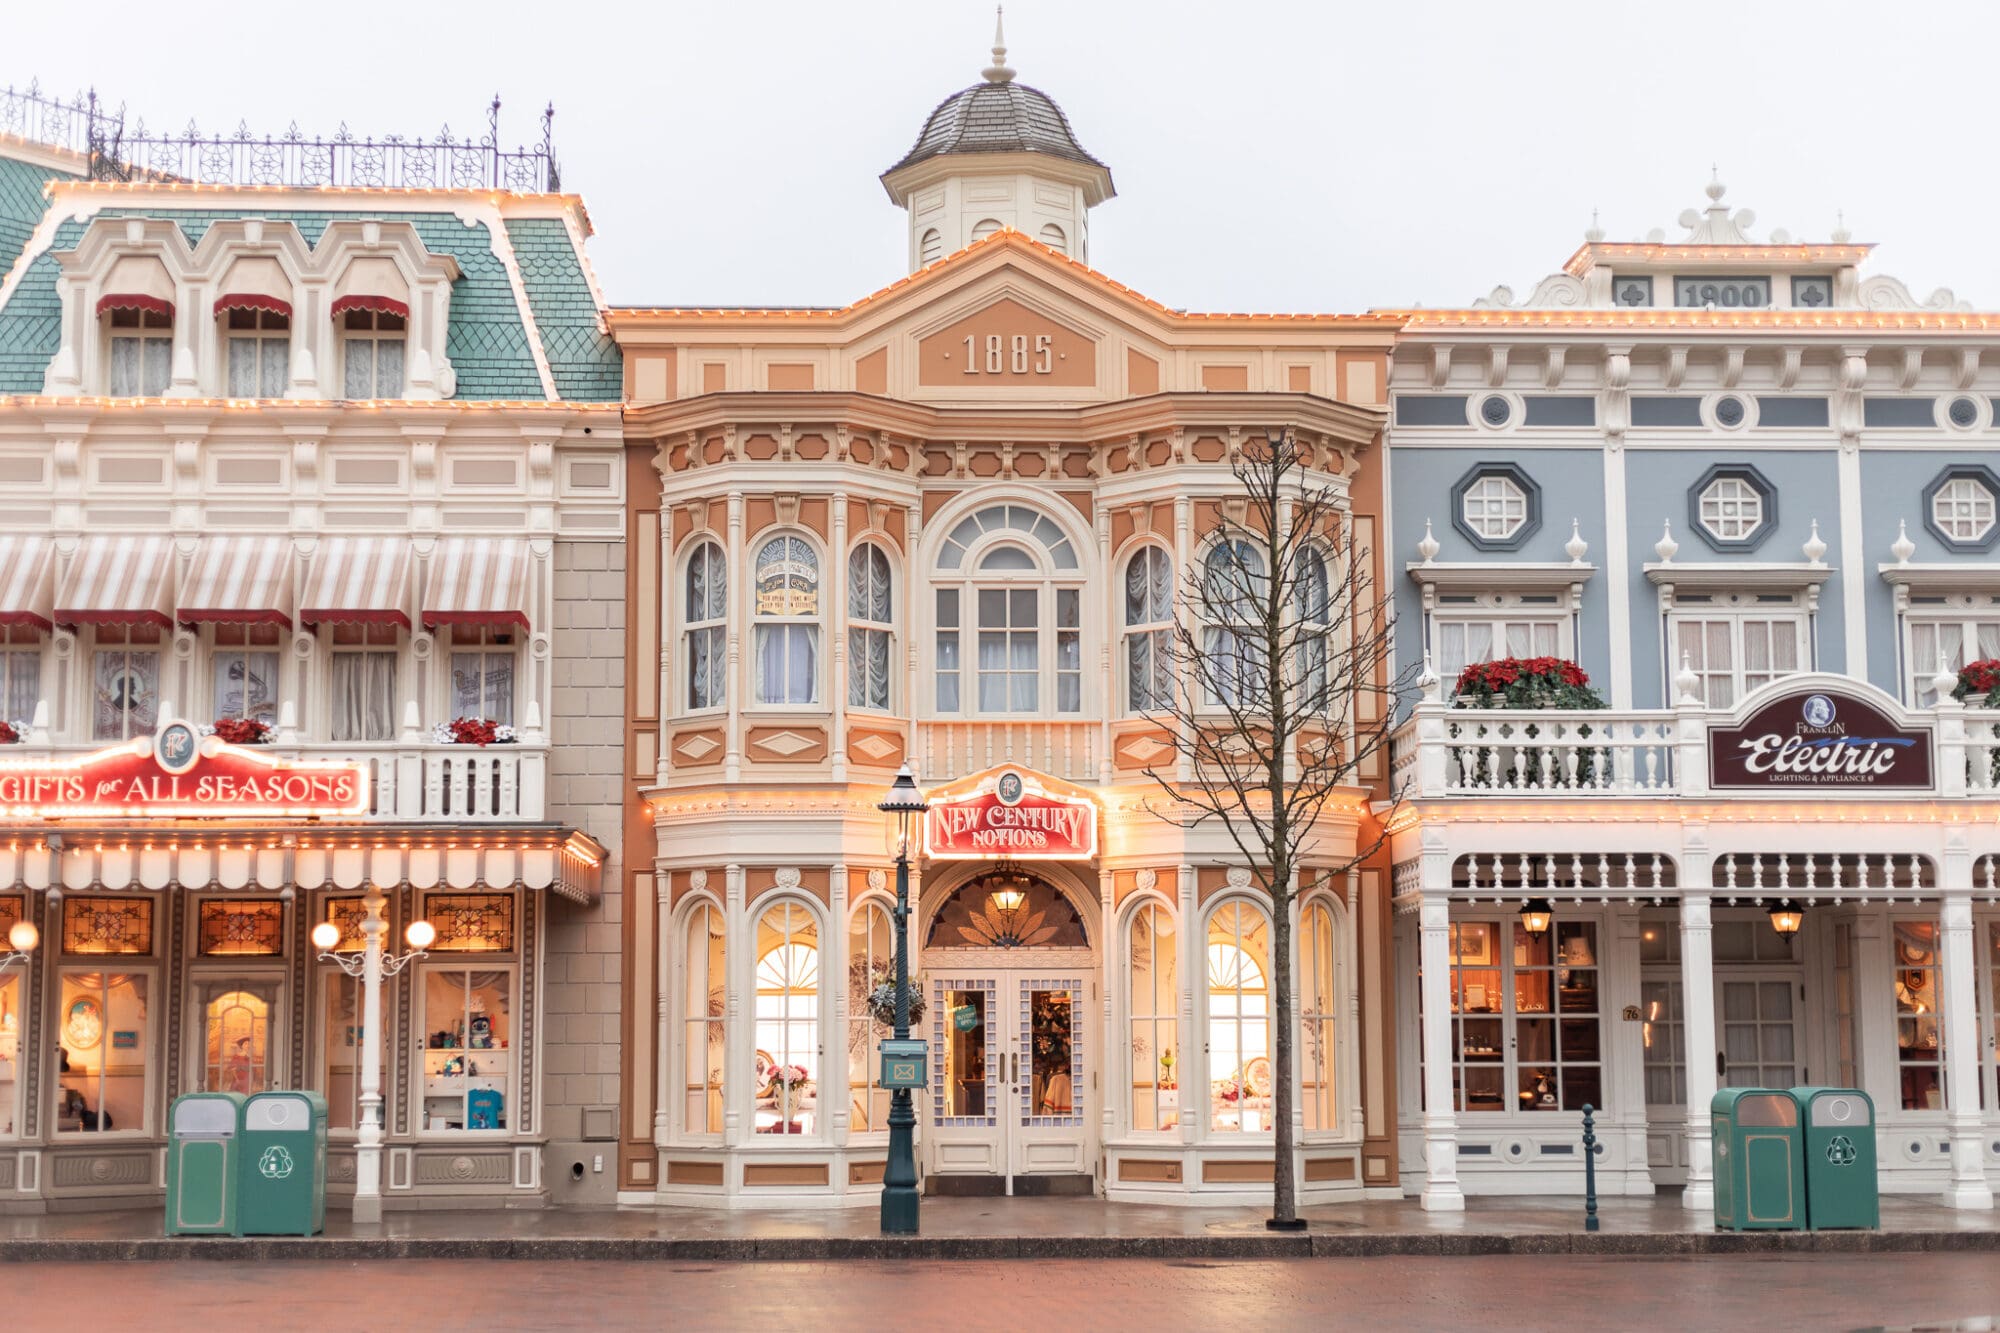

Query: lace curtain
847;545;893;710
685;543;727;710
331;651;397;742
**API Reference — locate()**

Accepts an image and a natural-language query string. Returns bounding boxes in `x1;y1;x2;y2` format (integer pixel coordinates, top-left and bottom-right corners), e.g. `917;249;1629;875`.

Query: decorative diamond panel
60;895;154;955
197;899;285;956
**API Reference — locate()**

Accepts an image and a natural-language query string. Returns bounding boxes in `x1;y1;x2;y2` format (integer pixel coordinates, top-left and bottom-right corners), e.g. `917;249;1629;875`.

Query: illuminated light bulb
310;921;341;951
405;920;437;951
8;919;38;953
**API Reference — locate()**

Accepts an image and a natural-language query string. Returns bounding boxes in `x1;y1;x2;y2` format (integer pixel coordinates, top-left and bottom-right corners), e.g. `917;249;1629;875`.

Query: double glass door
928;971;1089;1191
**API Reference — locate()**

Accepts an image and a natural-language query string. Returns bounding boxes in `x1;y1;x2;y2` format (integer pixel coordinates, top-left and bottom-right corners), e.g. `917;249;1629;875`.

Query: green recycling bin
1710;1088;1805;1230
238;1090;328;1236
1793;1087;1878;1230
165;1091;247;1236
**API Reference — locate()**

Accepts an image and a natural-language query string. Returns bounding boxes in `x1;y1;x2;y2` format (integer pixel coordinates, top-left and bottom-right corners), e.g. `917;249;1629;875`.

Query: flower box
207;717;272;746
433;717;518;746
0;720;21;745
1449;657;1607;789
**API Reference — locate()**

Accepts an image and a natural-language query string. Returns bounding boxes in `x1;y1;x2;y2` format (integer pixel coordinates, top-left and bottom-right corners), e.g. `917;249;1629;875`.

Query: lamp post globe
7;919;38;955
309;920;341;953
876;763;926;1234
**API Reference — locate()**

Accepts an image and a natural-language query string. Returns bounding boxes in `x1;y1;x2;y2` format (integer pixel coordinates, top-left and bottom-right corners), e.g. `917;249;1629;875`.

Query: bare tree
1140;428;1408;1228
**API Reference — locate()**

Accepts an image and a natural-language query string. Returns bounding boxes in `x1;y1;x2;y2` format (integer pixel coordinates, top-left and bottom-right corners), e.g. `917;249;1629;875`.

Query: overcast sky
14;1;1998;312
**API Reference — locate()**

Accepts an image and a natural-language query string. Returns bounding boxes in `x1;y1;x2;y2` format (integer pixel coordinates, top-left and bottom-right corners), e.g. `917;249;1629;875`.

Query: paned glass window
108;308;171;396
448;626;515;727
211;622;280;725
753;536;820;705
0;895;21;1138
342;308;406;398
1294;548;1333;714
318;971;383;1131
847;544;894;711
683;541;727;711
1908;613;2000;706
1933;476;1997;544
1202;540;1266;707
1435;616;1561;692
681;901;725;1136
1127;900;1179;1133
0;629;40;726
196;900;285;956
1670;610;1803;709
199;983;274;1093
61;896;154;955
846;899;893;1134
977;584;1041;712
1301;898;1340;1132
1206;901;1271;1133
225;308;290;397
330;622;398;742
321;897;369;953
1462;474;1529;542
92;623;161;741
419;967;513;1131
1445;915;1602;1113
754;901;820;1136
423;893;516;952
1123;546;1173;713
1697;475;1765;542
1893;920;1944;1111
55;971;148;1132
935;588;962;712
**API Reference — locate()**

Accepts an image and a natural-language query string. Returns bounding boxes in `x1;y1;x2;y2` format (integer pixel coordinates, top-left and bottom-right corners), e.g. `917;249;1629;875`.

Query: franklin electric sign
1708;689;1934;791
0;720;370;818
924;768;1098;860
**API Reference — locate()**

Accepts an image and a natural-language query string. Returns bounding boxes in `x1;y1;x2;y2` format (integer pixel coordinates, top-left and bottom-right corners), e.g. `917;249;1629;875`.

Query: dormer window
224;309;290;397
339;306;407;399
105;306;172;396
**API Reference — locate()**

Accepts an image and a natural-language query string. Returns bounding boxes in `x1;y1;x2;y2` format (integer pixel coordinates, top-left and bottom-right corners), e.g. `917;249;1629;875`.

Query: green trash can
1710;1088;1805;1231
1793;1087;1879;1230
165;1091;247;1236
238;1090;328;1236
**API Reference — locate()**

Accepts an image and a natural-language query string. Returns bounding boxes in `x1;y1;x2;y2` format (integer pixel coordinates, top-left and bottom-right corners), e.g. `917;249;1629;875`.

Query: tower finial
983;6;1015;83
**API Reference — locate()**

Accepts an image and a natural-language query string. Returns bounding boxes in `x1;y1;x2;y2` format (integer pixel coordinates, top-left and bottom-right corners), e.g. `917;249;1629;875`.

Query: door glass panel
201;984;273;1094
1025;987;1075;1119
941;988;990;1120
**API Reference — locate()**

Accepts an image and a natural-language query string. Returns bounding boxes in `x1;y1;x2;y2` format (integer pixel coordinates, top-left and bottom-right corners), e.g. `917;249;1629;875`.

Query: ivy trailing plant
1449;657;1607;788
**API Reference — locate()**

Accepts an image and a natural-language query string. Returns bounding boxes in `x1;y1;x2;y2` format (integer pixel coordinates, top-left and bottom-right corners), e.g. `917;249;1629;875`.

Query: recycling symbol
1824;1135;1857;1167
258;1145;295;1180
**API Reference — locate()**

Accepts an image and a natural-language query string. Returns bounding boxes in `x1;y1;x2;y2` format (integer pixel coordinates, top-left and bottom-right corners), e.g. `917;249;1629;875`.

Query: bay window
847;544;894;711
846;899;893;1133
91;623;162;741
680;901;725;1136
1205;901;1271;1133
1123;545;1173;713
683;541;727;712
1126;899;1179;1132
1202;540;1266;708
753;900;820;1136
1294;548;1333;714
753;535;820;706
932;503;1084;716
1300;897;1340;1132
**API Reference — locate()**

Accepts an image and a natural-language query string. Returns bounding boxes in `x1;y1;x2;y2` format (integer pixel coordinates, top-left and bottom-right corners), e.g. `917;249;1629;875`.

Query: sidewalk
2;1192;1996;1261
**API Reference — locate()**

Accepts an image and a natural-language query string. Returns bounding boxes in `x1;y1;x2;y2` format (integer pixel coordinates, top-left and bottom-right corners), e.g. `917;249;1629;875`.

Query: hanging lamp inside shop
1518;897;1554;936
1767;898;1804;936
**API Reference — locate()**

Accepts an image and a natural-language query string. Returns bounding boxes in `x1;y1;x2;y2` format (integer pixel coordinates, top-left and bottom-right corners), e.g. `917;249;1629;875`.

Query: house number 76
963;333;1053;374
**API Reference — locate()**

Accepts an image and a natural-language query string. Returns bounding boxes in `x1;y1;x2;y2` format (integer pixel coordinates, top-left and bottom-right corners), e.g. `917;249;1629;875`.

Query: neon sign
923;768;1098;861
0;722;369;819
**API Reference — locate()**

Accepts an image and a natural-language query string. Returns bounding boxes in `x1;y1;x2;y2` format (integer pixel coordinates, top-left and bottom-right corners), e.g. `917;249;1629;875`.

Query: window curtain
93;649;159;740
213;650;280;723
755;625;818;705
450;652;514;724
331;651;396;742
848;628;890;709
1;650;39;725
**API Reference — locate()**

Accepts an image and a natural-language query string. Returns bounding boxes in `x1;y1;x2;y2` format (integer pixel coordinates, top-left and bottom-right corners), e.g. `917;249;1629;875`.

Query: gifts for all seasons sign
0;720;370;818
924;769;1098;861
1708;689;1934;791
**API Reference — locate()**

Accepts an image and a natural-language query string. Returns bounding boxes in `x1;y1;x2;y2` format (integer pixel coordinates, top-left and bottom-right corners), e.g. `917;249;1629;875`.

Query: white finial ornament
1674;651;1702;706
982;6;1015;83
1654;520;1679;563
1831;210;1851;244
1416;518;1440;565
1802;518;1827;566
1565;518;1588;566
1933;653;1959;708
1891;519;1916;566
1418;653;1441;700
1584;208;1604;244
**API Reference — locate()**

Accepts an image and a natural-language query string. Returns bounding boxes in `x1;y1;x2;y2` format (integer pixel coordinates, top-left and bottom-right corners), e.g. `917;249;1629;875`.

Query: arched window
919;228;943;265
846;899;893;1133
1206;900;1271;1133
1123;545;1173;712
679;900;725;1136
971;218;1003;242
754;900;820;1135
202;987;272;1093
1301;897;1340;1133
1294;547;1332;714
847;544;894;711
1127;899;1179;1131
1038;223;1068;255
933;504;1082;716
683;541;727;711
753;535;820;705
1203;540;1267;707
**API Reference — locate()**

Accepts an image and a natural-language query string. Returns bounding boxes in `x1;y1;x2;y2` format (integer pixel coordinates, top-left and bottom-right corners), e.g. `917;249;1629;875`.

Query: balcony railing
915;721;1102;785
1391;690;2000;801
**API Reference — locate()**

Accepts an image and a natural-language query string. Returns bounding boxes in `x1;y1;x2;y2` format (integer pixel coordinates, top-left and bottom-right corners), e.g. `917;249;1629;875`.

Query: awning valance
0;534;55;632
299;537;412;629
330;257;409;320
180;535;295;627
96;255;177;321
212;256;293;319
54;535;175;628
423;538;531;632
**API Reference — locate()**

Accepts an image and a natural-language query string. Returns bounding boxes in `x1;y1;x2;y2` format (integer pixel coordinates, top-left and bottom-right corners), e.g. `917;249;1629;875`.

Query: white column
352;883;389;1224
1939;894;1995;1209
1099;866;1117;1149
722;864;751;1153
1417;895;1463;1211
1178;864;1199;1152
724;493;744;782
828;494;849;783
828;862;850;1153
1679;889;1718;1213
1606;907;1653;1194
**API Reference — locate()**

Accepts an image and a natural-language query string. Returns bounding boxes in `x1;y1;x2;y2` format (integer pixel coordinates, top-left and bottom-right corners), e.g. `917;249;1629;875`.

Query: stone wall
541;538;626;1201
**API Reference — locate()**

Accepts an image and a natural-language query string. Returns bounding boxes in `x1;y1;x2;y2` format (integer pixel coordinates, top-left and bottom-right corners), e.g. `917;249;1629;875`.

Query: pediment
914;294;1098;388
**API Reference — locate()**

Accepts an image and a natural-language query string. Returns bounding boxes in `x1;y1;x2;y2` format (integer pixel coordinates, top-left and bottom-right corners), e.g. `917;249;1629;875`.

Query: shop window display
0;896;20;1137
420;968;513;1132
754;901;820;1135
199;983;274;1093
681;902;725;1136
319;971;377;1131
55;971;148;1133
1894;920;1944;1111
1446;915;1602;1113
1206;902;1271;1132
1300;898;1340;1132
1126;900;1178;1132
846;899;893;1134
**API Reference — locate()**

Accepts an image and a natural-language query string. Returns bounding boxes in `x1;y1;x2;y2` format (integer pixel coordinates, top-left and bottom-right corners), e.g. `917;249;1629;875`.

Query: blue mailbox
879;1038;928;1090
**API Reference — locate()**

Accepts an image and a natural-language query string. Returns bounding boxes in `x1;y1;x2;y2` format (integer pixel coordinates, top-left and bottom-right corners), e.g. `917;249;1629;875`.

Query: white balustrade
916;721;1099;784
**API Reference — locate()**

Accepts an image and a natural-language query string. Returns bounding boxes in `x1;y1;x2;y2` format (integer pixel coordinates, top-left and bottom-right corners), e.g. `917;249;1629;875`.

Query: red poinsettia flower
211;717;272;745
0;720;19;744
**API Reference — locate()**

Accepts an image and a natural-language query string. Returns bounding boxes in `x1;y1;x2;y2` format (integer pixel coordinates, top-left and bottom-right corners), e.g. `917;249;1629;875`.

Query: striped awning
0;534;55;631
180;535;295;627
54;535;176;628
95;254;176;321
423;538;530;631
299;537;412;629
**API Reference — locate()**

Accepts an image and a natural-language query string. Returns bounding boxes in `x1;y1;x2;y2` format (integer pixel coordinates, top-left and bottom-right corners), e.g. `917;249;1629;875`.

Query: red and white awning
212;255;293;319
95;254;177;321
180;535;295;628
423;538;531;632
0;535;55;632
54;535;175;628
330;256;410;320
299;537;412;629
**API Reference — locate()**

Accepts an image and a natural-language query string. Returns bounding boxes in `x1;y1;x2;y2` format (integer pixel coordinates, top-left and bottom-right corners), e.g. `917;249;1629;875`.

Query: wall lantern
1766;899;1804;936
1519;898;1554;936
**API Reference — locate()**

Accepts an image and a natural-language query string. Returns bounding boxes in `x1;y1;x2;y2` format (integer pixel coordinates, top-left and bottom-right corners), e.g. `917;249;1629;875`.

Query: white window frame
206;623;283;726
222;308;291;398
324;621;401;743
0;629;43;729
1200;538;1267;710
1122;894;1181;1137
1696;475;1766;544
1461;474;1530;543
88;624;164;742
316;958;394;1137
1902;596;2000;706
1668;595;1807;710
340;308;407;399
443;625;519;727
105;307;172;396
750;532;823;708
932;536;1083;718
52;963;158;1139
1932;476;1997;545
1122;544;1174;715
752;896;826;1141
673;895;726;1142
1203;897;1273;1136
846;543;895;713
681;540;728;715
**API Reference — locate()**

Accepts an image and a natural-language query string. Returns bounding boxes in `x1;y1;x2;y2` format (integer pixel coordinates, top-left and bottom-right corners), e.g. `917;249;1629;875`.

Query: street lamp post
878;763;927;1235
310;887;433;1225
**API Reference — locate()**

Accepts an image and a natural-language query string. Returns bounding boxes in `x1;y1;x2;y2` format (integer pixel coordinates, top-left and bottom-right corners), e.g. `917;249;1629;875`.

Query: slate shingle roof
887;80;1105;175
